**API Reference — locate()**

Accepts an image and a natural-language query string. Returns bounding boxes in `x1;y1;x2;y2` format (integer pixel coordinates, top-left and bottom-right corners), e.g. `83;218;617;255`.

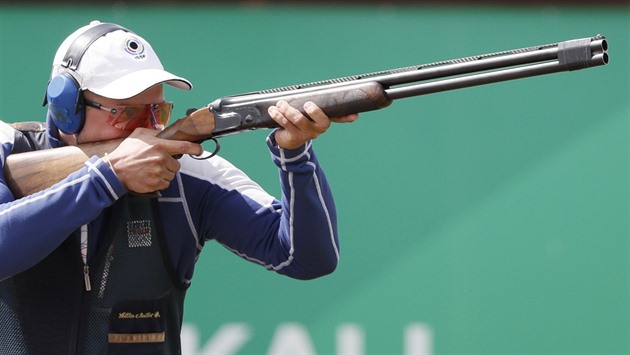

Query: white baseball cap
51;20;192;99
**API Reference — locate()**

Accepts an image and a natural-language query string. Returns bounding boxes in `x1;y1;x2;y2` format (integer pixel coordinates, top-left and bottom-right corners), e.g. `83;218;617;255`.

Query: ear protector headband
44;23;130;134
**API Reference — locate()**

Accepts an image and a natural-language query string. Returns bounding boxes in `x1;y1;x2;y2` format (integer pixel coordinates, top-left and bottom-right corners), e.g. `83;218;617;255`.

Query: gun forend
209;81;391;138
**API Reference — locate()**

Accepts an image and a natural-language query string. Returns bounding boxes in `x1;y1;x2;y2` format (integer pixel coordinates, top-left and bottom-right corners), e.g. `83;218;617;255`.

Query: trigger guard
189;137;220;160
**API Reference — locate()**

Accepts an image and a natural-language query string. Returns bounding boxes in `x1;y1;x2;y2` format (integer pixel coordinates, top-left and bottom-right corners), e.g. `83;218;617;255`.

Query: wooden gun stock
3;108;215;198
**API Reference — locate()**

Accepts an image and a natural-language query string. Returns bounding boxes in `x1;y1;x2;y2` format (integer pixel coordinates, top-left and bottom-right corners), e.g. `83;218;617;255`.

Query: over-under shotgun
3;35;609;198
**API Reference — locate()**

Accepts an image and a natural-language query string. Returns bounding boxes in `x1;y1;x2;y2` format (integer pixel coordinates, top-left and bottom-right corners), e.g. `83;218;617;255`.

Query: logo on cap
124;36;145;59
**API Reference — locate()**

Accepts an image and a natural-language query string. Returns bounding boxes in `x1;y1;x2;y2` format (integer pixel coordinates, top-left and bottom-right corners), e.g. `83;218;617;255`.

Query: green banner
1;3;628;354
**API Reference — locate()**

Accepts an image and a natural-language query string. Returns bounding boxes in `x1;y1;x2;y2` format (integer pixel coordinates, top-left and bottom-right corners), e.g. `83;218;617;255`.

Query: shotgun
3;35;609;198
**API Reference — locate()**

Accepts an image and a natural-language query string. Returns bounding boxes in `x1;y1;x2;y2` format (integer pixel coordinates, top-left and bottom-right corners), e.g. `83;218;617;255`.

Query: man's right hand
106;128;203;193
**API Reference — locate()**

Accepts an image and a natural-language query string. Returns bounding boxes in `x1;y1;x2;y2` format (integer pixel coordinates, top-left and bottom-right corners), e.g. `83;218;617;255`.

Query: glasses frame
84;98;173;131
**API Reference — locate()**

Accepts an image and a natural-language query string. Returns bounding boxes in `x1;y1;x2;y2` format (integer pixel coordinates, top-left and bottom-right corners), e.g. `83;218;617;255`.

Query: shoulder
0;121;49;154
0;121;17;146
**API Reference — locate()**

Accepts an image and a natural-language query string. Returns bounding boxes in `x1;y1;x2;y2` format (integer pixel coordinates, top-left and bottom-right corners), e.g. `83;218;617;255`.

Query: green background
0;3;628;354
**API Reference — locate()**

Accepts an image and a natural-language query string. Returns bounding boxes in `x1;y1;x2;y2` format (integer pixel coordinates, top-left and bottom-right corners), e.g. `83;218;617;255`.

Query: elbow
315;257;339;278
288;255;339;281
277;226;341;280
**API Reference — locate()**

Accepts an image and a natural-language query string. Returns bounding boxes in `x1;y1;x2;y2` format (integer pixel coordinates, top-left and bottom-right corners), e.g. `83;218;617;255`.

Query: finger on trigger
167;140;203;157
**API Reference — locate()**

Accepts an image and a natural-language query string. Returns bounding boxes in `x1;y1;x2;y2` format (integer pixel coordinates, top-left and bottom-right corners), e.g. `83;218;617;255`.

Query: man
0;21;358;354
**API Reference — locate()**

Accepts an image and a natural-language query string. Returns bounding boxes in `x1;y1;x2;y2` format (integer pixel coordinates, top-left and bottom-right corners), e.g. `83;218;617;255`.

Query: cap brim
86;68;192;99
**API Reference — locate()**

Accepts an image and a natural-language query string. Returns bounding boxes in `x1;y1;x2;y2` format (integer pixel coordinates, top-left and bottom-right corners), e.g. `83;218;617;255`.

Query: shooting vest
0;123;188;355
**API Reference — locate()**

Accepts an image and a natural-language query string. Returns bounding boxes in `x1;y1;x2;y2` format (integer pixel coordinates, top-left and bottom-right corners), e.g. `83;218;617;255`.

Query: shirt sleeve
0;128;126;281
189;132;340;280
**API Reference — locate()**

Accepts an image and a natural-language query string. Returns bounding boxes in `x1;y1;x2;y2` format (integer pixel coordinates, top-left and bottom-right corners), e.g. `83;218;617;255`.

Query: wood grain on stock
156;107;214;142
4;108;215;199
4;139;122;198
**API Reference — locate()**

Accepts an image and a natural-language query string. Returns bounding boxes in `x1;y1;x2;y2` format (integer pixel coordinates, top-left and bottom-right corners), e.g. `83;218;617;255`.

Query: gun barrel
208;35;608;138
591;38;608;54
386;36;608;99
376;47;560;87
558;37;609;71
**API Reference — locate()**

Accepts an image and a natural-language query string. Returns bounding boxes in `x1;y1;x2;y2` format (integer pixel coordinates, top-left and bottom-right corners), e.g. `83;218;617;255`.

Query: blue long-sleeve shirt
0;121;340;285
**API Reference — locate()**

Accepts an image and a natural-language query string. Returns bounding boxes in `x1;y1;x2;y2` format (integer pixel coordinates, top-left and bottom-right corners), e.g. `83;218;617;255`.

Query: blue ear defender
43;22;130;135
45;73;84;134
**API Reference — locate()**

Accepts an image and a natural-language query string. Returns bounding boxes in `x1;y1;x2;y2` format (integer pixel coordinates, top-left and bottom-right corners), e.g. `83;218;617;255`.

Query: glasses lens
150;102;173;131
106;102;173;131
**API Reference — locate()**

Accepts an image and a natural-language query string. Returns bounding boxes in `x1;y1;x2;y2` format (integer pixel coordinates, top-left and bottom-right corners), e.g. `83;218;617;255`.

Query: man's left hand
267;100;359;150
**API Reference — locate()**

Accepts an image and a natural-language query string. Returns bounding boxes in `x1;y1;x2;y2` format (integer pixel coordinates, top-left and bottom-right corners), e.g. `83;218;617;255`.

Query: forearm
189;135;339;280
270;138;340;279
